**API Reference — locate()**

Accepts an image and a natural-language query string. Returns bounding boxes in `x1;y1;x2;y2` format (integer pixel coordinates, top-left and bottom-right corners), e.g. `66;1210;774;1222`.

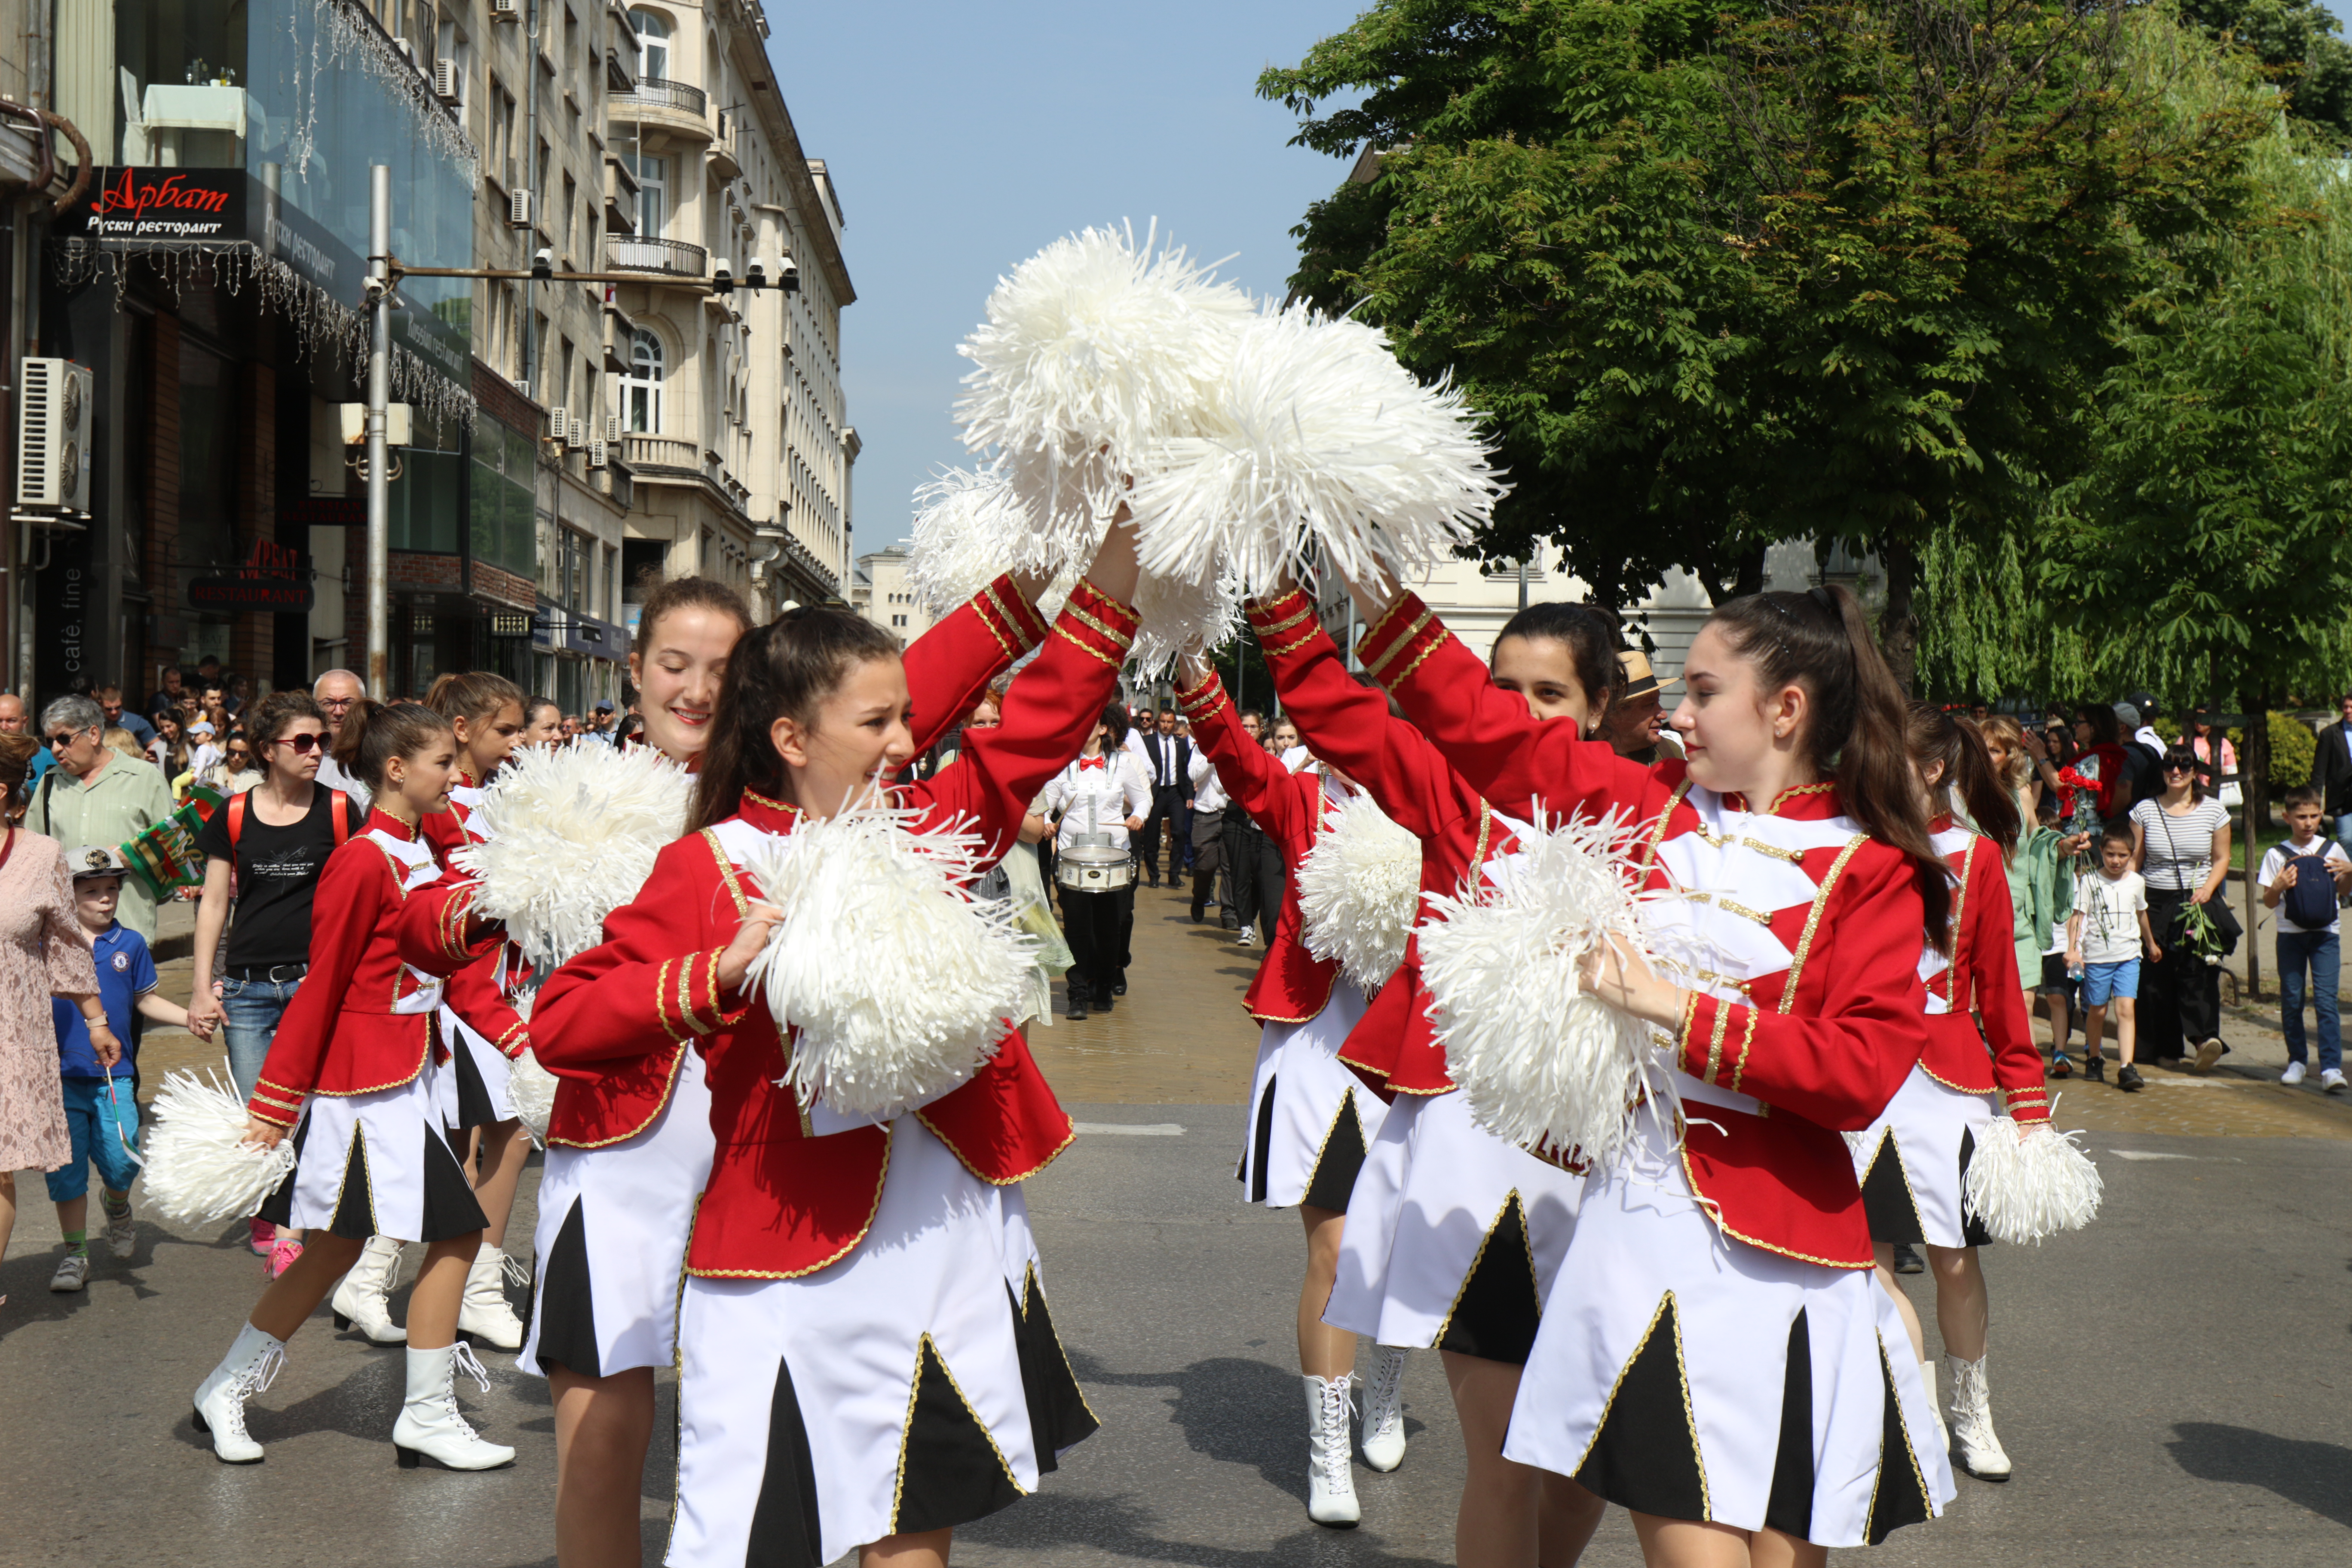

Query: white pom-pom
141;1065;298;1225
1296;789;1421;988
1418;813;1664;1170
956;220;1256;539
744;797;1038;1118
506;1047;559;1148
907;465;1058;619
1130;565;1243;675
1130;304;1504;595
1963;1117;2103;1244
456;742;692;970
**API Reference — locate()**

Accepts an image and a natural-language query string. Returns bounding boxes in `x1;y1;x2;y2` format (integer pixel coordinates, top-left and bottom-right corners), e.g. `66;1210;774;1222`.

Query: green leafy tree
2177;0;2352;148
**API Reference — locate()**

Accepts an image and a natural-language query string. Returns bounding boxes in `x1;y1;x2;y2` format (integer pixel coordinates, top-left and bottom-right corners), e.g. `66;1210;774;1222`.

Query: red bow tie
1078;756;1107;771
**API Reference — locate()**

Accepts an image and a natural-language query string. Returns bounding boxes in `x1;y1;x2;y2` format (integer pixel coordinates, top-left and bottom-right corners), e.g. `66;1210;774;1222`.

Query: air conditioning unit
508;188;534;229
15;357;93;512
491;0;519;18
432;59;462;103
548;407;570;443
393;36;417;66
567;415;588;450
587;439;608;469
604;413;623;443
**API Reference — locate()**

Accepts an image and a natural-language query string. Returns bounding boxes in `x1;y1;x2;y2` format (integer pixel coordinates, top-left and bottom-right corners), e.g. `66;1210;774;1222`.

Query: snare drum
1056;842;1136;894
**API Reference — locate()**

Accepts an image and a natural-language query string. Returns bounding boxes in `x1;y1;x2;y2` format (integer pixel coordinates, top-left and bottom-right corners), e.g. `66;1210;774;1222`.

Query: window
635;153;668;238
626;329;665;432
629;8;671;79
562;172;578;258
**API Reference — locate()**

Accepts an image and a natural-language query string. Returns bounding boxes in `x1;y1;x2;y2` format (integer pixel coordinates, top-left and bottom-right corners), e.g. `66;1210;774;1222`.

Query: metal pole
1519;557;1529;610
365;164;391;699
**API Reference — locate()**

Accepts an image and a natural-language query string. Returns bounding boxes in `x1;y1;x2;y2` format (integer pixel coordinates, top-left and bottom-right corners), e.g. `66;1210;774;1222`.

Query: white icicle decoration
1418;813;1665;1170
506;1047;560;1148
141;1065;299;1225
956;220;1257;548
456;742;693;971
1962;1116;2104;1244
743;798;1039;1118
1130;304;1504;596
1296;790;1422;989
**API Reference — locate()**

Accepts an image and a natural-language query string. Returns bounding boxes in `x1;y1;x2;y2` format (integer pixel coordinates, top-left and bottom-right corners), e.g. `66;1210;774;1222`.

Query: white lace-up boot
393;1343;517;1470
1359;1345;1409;1472
1945;1353;2012;1480
331;1234;408;1345
456;1243;526;1351
1302;1373;1361;1527
192;1322;286;1464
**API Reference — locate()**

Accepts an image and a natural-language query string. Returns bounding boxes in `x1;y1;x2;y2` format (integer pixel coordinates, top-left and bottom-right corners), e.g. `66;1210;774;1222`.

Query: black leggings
2141;888;2220;1060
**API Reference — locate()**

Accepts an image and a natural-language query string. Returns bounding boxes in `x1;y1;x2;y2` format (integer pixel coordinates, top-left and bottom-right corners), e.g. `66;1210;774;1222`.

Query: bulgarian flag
121;783;227;899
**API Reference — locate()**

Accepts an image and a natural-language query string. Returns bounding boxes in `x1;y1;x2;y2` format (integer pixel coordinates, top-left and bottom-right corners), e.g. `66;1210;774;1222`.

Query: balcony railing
613;77;706;118
624;434;701;472
605;235;706;278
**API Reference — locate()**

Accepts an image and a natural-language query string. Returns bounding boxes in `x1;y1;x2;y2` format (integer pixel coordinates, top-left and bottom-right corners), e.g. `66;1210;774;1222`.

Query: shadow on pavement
1074;1351;1311;1501
2166;1422;2352;1527
963;1489;1448;1567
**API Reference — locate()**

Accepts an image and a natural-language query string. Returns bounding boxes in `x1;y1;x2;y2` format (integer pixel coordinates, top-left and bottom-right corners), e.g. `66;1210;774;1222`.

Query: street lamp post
365;164;392;699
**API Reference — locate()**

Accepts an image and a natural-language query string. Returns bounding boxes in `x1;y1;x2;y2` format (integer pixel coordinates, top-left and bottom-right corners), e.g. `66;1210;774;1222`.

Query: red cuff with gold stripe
435;881;500;963
1244;588;1325;659
495;1020;531;1060
973;573;1053;660
656;949;746;1041
1356;591;1452;688
1174;668;1230;726
248;1078;303;1129
1676;991;1761;1094
2002;1085;2052;1125
1052;579;1140;668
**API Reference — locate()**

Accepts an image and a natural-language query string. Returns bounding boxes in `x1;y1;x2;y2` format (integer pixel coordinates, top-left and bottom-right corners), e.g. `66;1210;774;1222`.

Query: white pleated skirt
1851;1066;1998;1250
1237;982;1381;1210
1323;1087;1584;1364
666;1117;1097;1567
520;1045;715;1379
436;1006;517;1129
1502;1090;1955;1547
258;1064;487;1243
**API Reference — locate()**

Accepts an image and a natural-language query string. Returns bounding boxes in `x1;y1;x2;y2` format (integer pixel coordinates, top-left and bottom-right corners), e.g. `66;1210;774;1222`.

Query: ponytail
1908;704;2021;859
425;671;526;729
334;698;454;795
687;606;902;832
1705;584;1951;953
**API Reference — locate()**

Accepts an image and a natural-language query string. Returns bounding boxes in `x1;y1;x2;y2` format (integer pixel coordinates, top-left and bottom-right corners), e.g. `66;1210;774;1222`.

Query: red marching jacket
1232;589;1525;1096
527;581;1138;1277
1921;822;2050;1125
420;775;531;1062
1356;591;1932;1271
1177;671;1340;1026
246;811;450;1128
400;573;1058;1148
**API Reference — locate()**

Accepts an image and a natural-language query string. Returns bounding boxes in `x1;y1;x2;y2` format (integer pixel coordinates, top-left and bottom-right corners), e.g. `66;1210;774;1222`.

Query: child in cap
45;845;203;1292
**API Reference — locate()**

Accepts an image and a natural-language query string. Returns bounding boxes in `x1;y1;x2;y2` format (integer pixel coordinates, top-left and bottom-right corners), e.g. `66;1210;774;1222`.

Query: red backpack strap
226;791;248;899
330;790;352;848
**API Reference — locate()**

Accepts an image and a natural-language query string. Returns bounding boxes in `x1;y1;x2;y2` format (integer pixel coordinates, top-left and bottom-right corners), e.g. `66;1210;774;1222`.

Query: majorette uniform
529;580;1133;1565
1853;819;2051;1249
422;775;530;1130
1358;592;1955;1546
406;577;1055;1386
1230;592;1586;1364
1179;672;1382;1210
248;810;488;1245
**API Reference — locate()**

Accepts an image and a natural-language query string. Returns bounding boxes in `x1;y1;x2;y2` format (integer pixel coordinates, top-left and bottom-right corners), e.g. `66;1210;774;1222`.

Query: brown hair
0;731;39;796
1907;704;2020;859
633;577;753;659
1705;585;1951;952
687;607;903;830
1976;714;2029;791
1493;600;1621;727
425;671;526;728
245;689;327;755
2283;782;2324;812
332;698;455;794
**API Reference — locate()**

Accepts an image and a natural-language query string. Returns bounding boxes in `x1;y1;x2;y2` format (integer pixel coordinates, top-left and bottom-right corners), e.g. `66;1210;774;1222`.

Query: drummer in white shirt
1034;703;1151;1022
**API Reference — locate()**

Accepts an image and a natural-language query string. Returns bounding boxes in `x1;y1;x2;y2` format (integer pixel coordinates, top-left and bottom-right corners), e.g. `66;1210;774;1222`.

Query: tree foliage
2177;0;2352;149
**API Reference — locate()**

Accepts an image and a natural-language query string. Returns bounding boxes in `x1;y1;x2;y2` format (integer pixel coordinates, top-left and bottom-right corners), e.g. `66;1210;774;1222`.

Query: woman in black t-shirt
188;690;368;1268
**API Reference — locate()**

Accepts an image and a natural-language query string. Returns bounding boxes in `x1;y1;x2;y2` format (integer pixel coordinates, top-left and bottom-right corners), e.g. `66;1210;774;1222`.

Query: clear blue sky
762;3;1366;557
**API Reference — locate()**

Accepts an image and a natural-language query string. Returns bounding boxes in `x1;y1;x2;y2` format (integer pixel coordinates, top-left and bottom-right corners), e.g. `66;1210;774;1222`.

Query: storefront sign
187;539;315;613
78;168;244;242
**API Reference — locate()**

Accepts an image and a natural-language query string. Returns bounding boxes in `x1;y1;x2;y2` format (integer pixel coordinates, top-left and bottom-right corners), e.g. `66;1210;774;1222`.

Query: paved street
3;884;2350;1565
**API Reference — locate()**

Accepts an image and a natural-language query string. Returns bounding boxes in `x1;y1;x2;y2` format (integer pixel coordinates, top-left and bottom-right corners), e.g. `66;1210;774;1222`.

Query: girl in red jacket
529;520;1140;1568
1850;705;2046;1486
1341;571;1955;1563
192;700;513;1472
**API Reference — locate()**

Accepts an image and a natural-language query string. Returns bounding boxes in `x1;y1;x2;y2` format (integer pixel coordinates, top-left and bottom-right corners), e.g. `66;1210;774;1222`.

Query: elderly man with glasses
309;668;372;806
23;695;177;939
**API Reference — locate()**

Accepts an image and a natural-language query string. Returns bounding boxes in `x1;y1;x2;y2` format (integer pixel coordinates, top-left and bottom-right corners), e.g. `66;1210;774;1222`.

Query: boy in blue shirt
46;846;199;1292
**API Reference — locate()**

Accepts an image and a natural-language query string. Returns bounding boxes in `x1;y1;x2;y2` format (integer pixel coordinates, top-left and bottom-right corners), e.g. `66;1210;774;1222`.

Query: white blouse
1039;753;1152;854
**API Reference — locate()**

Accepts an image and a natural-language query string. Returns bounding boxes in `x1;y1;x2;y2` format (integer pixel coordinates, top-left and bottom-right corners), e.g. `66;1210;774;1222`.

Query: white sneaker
103;1203;136;1261
393;1343;516;1470
2283;1061;2308;1085
1359;1345;1408;1472
48;1252;89;1292
1302;1373;1360;1526
331;1233;409;1346
1944;1353;2013;1481
193;1323;286;1464
2324;1068;2348;1095
457;1243;527;1352
1237;928;1257;949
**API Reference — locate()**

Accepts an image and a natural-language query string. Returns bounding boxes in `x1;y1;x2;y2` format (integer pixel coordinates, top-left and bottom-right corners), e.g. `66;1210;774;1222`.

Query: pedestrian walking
43;846;198;1293
25;695;178;941
311;669;373;807
1186;735;1230;925
2068;826;2157;1089
1036;705;1149;1019
2258;785;2352;1091
2132;747;2234;1069
1133;707;1194;887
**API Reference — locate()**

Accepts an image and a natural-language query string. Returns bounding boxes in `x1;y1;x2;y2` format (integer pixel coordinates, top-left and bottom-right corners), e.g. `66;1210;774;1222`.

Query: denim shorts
44;1075;141;1202
2081;959;2140;1007
219;973;303;1102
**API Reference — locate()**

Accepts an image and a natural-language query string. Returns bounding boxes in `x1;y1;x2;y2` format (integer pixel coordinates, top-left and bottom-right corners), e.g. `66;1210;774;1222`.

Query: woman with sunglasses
2131;747;2234;1069
188;691;368;1272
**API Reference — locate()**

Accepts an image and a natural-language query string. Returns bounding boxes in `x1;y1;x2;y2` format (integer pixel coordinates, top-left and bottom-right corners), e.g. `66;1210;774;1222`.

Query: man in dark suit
1133;708;1193;888
2312;691;2352;853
